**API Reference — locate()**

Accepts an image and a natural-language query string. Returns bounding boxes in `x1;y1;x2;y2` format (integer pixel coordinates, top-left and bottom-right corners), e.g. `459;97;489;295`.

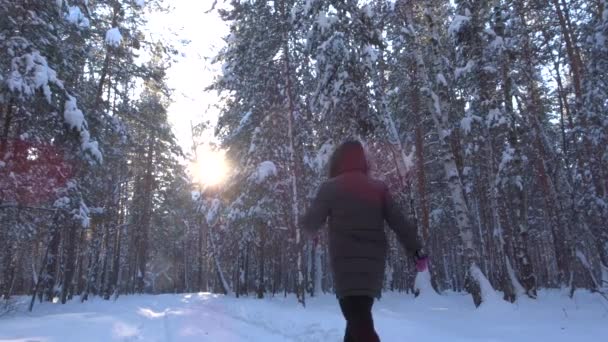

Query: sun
192;147;229;187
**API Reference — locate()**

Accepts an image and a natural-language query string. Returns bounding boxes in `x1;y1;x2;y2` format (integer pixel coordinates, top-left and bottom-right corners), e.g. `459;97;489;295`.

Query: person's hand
414;250;429;272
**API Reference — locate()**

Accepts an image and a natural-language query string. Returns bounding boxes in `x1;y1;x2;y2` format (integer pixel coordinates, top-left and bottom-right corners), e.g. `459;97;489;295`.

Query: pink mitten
416;257;429;272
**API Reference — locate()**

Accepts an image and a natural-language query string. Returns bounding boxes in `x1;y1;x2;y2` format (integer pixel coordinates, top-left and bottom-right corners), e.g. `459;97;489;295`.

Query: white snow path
1;290;607;341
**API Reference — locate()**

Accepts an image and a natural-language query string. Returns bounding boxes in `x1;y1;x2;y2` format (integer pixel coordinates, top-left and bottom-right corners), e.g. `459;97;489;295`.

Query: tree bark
279;0;305;307
60;222;78;304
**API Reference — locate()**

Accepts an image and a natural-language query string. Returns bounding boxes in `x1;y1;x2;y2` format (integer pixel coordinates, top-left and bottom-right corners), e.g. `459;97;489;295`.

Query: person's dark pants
338;296;380;342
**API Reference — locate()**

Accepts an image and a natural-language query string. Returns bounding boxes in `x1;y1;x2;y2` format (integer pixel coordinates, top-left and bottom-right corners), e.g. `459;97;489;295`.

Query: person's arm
301;182;331;237
382;184;422;256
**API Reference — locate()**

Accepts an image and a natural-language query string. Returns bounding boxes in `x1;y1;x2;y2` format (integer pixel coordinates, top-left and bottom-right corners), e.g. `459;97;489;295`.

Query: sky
145;0;229;154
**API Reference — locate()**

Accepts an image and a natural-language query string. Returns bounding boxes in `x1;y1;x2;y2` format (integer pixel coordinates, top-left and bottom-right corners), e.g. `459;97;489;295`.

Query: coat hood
329;140;368;178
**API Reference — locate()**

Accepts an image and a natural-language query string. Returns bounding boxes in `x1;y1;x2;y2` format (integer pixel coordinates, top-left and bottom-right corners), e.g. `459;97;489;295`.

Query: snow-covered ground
1;290;606;341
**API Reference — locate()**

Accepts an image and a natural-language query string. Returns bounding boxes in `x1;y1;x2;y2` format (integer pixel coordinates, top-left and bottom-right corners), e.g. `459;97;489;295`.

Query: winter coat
302;141;422;299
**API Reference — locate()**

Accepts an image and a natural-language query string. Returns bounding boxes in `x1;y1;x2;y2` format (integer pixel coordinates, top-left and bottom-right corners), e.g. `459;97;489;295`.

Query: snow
414;270;440;300
363;44;378;63
311;140;333;172
460;114;481;134
235;111;252;134
429;90;441;116
53;196;70;209
386;86;399;97
316;12;337;31
575;250;591;269
64;96;85;131
454;60;475;80
8;51;62;103
64;97;103;163
248;127;261;153
250;161;277;184
430;208;443;224
1;290;606;341
362;5;373;18
595;31;606;48
191;191;200;201
205;198;221;225
448;15;470;37
400;149;414;172
76;201;91;228
505;257;526;297
496;146;515;186
489;36;505;52
135;0;145;8
82;138;102;163
66;6;90;28
105;28;122;47
303;0;314;15
602;262;608;290
436;73;448;87
486;108;506;128
470;264;506;308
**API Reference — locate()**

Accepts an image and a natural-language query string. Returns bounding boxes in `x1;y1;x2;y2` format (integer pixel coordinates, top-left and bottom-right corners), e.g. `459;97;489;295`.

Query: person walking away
301;140;428;342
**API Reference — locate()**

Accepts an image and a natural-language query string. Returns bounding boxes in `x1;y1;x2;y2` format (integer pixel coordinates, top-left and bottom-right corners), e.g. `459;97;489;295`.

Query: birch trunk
415;2;493;306
209;223;231;295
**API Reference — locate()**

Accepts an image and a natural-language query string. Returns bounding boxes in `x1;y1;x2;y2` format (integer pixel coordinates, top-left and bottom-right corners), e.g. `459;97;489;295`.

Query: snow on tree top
303;0;314;14
362;5;373;18
314;141;333;172
363;44;378;63
489;36;505;52
64;97;85;131
486;108;506;128
205;199;221;225
191;191;201;201
448;15;471;37
105;28;122;47
436;73;448;87
250;161;277;184
66;6;90;28
455;60;475;80
460;114;480;135
54;196;71;209
8;51;63;103
75;201;91;228
317;12;337;32
64;97;103;163
135;0;145;8
239;111;252;128
595;31;606;48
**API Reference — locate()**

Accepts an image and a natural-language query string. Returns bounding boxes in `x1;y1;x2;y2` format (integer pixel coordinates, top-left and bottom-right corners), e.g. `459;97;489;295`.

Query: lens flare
192;147;229;186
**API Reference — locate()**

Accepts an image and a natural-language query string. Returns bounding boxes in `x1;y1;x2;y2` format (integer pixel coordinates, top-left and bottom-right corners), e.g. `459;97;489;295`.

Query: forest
1;0;607;313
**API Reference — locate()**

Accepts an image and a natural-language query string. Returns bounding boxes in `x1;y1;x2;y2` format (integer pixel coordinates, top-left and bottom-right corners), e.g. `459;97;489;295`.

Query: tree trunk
43;221;61;301
279;0;305;307
419;1;492;306
257;225;266;299
550;0;583;102
0;98;14;157
60;222;78;304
